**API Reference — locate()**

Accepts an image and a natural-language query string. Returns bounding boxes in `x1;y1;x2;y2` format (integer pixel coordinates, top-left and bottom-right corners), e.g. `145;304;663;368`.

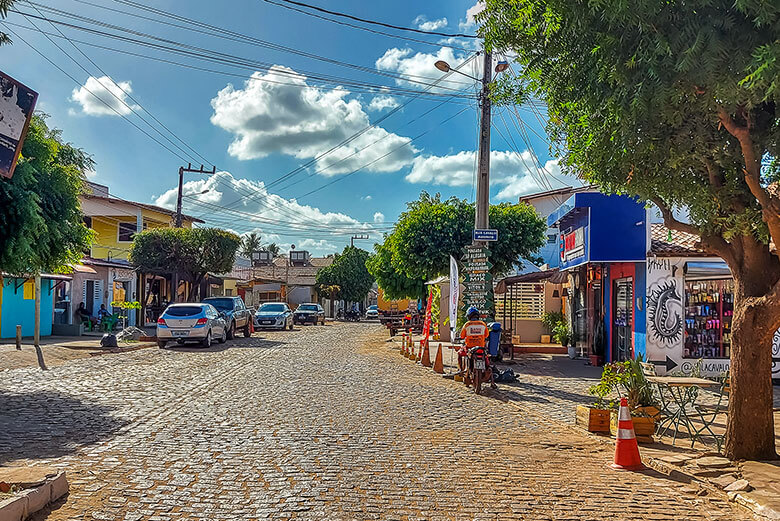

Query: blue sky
1;0;579;255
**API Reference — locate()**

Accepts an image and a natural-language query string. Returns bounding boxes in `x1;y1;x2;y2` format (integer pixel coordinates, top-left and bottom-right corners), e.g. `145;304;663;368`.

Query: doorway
612;277;633;362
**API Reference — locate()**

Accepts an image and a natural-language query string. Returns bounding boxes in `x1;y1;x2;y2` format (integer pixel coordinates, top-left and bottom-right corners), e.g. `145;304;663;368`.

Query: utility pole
175;163;216;227
350;234;370;247
33;274;47;370
475;50;493;244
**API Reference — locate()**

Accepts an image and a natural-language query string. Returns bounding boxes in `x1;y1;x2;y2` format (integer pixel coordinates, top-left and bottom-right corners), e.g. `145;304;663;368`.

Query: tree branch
651;197;700;236
703;158;722;188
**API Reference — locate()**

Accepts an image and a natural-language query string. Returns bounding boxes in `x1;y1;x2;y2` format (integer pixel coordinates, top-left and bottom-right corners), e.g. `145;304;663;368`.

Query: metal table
646;376;720;445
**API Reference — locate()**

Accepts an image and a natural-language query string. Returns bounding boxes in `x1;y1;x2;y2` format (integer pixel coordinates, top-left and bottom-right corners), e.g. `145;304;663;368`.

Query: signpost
473;229;498;242
462;244;494;317
0;70;38;179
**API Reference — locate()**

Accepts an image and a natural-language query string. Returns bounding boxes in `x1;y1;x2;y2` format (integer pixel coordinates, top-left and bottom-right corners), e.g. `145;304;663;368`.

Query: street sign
462;243;494;315
473;229;498;242
0;70;38;179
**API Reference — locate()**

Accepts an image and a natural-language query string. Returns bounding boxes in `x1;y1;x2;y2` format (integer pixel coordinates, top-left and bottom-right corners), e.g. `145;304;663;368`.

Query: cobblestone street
1;323;751;520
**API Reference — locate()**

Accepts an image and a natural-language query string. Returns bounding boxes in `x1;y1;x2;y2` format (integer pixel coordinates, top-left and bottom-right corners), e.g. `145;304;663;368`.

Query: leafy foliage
0;0;14;45
239;232;261;258
130;227;240;301
588;356;655;411
370;192;545;299
315;246;374;303
0;115;94;274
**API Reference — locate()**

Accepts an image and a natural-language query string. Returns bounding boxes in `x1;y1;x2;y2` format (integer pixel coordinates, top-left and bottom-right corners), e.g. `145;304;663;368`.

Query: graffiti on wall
647;279;683;345
773;329;780;376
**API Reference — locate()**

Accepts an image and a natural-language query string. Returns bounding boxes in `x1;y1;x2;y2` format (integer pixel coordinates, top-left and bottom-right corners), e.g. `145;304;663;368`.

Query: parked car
293;303;325;325
156;303;227;348
202;296;253;339
254;302;293;330
365;305;379;320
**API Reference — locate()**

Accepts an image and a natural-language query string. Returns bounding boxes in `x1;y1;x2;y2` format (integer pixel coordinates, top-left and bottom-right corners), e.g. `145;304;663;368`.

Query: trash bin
487;322;502;357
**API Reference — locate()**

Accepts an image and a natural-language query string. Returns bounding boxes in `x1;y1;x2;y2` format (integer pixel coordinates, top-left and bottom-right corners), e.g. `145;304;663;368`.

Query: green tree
240;232;261;258
130;227;240;301
264;242;281;256
381;191;546;282
316;246;374;303
479;0;780;459
1;0;15;45
0;115;93;274
366;240;427;301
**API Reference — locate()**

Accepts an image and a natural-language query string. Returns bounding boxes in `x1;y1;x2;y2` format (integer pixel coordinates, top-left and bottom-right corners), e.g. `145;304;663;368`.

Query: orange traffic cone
421;339;431;367
409;340;416;360
611;397;645;471
432;343;444;374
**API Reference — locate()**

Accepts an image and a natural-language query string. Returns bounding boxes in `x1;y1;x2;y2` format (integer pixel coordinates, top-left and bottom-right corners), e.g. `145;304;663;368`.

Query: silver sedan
156;303;227;348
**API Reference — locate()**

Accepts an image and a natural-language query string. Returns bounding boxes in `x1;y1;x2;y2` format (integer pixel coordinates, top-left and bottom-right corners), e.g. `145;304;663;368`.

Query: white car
254;302;294;330
156;303;228;348
365;305;379;320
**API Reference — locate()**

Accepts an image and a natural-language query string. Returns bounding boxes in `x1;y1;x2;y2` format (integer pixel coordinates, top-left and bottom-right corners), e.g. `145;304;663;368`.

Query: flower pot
589;354;604;367
575;405;611;433
541;334;551;344
610;410;655;443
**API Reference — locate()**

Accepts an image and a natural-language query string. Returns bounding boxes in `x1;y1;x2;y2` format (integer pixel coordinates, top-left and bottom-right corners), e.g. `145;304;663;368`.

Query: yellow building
64;183;204;328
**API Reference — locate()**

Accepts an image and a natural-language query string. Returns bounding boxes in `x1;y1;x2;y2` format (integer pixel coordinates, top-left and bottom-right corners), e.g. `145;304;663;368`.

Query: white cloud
373;212;385;223
153;171;384;256
367;95;399;112
460;1;485;30
362;195;372;201
70;76;138;116
413;15;448;31
210;66;417;175
406;151;584;199
375;47;473;92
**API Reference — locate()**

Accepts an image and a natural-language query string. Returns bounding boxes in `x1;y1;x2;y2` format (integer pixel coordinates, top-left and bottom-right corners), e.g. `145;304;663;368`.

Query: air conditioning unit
290;250;309;265
251;251;272;266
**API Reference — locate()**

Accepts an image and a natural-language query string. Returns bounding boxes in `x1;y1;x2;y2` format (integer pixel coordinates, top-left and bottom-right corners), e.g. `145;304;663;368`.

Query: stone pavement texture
0;324;752;520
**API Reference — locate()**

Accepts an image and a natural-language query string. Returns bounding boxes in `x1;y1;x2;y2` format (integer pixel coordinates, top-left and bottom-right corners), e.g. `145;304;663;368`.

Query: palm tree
264;242;281;256
1;1;16;45
240;232;261;259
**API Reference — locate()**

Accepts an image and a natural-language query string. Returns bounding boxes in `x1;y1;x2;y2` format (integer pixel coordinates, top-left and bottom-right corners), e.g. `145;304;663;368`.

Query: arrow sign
650;356;678;373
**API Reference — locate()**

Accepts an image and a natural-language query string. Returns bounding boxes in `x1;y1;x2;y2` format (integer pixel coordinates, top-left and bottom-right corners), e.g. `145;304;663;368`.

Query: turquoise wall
1;278;54;338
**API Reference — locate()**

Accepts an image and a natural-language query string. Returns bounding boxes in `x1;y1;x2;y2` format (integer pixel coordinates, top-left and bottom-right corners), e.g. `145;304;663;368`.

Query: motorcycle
467;345;492;395
345;309;361;322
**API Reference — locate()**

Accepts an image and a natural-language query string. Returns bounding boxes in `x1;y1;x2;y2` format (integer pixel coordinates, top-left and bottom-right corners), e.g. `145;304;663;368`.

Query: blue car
254;302;293;330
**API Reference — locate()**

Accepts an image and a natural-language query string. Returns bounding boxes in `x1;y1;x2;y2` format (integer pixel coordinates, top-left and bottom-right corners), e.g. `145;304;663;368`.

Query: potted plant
606;357;659;441
576;365;617;433
541;311;563;344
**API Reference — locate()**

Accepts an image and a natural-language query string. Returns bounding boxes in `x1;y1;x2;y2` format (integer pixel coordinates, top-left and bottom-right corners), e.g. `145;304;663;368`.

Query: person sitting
97;303;111;321
76;302;96;329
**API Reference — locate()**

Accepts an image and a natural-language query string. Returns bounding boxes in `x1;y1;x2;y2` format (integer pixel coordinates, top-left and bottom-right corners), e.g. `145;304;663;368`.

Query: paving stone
724;479;752;492
696;456;732;468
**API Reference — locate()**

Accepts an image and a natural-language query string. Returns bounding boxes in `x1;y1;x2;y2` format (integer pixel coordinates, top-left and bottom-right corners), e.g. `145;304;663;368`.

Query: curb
0;471;67;521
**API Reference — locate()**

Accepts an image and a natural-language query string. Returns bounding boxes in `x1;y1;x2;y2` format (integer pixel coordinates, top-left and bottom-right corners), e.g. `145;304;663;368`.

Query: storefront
547;192;649;364
645;225;780;378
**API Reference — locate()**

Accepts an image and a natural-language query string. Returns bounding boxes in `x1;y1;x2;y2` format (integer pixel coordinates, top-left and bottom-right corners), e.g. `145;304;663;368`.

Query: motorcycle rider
459;306;496;389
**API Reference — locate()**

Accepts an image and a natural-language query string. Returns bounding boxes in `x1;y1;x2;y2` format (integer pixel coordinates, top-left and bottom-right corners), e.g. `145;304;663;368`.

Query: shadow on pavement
0;390;127;465
163;338;287;353
500;380;594;406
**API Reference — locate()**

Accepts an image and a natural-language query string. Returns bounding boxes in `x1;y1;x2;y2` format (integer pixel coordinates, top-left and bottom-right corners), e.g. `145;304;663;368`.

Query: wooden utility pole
33;274;47;370
175;163;216;227
475;50;493;245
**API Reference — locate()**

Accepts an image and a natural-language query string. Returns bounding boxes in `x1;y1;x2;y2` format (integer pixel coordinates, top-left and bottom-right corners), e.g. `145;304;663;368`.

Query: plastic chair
81;318;93;331
100;314;119;332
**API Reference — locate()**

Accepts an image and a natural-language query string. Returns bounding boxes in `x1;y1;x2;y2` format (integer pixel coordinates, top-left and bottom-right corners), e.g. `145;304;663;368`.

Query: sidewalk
0;337;155;371
401;338;780;519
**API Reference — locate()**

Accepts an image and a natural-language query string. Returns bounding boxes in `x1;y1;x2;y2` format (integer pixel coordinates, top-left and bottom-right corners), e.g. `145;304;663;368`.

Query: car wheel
157;340;167;348
219;327;227;344
226;321;235;340
288;319;294;331
243;322;251;338
201;330;212;348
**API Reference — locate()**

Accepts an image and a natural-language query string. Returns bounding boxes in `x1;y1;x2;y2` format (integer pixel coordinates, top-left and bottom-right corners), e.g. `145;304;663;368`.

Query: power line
258;0;474;51
262;0;478;38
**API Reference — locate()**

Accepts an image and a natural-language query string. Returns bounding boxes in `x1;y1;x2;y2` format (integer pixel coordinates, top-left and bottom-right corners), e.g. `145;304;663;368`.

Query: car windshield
368;305;377;310
203;298;233;311
259;304;286;313
297;305;318;311
165;305;203;317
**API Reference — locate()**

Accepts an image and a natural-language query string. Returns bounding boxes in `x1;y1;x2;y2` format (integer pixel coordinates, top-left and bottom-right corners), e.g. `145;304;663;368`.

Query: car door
233;298;245;327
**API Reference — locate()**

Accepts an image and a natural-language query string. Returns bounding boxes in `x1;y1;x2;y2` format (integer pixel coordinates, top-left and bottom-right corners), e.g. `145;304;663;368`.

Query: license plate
474;360;486;370
171;330;189;338
262;320;273;325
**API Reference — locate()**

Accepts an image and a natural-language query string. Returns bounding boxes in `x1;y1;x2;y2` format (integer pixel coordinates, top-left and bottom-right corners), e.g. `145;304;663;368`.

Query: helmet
466;306;480;320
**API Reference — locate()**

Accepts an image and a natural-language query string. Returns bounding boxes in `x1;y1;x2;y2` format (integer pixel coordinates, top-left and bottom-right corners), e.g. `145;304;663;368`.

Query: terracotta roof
650;223;708;257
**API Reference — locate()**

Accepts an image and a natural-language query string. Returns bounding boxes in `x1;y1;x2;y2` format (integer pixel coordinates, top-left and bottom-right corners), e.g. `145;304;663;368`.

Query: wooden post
33;275;47;370
15;325;21;350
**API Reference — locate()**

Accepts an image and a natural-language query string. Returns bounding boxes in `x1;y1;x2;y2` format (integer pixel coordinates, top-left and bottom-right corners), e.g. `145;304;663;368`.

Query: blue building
0;274;69;338
547;192;649;364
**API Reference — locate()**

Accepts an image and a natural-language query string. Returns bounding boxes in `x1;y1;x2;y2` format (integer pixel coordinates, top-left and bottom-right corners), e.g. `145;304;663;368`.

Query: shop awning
495;268;567;294
684;261;731;279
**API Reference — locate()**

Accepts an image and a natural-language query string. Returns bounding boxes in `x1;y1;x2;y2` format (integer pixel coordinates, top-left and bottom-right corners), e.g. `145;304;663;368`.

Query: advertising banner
0;71;38;179
449;255;459;339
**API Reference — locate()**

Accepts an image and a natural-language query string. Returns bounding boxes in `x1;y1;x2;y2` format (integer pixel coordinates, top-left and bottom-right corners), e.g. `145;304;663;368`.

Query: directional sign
649;356;678;373
473;229;498;242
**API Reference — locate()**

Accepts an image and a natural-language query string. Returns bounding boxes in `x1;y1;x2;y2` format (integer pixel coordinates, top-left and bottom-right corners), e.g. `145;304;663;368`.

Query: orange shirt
460;320;489;348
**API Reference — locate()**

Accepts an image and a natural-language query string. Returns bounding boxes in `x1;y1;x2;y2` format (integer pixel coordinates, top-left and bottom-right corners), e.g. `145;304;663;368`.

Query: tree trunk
725;270;779;461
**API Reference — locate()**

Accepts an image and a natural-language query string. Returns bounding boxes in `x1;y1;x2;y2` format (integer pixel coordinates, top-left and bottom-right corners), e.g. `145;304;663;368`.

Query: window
495;283;545;320
225;289;233;296
118;222;137;242
83;216;93;228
